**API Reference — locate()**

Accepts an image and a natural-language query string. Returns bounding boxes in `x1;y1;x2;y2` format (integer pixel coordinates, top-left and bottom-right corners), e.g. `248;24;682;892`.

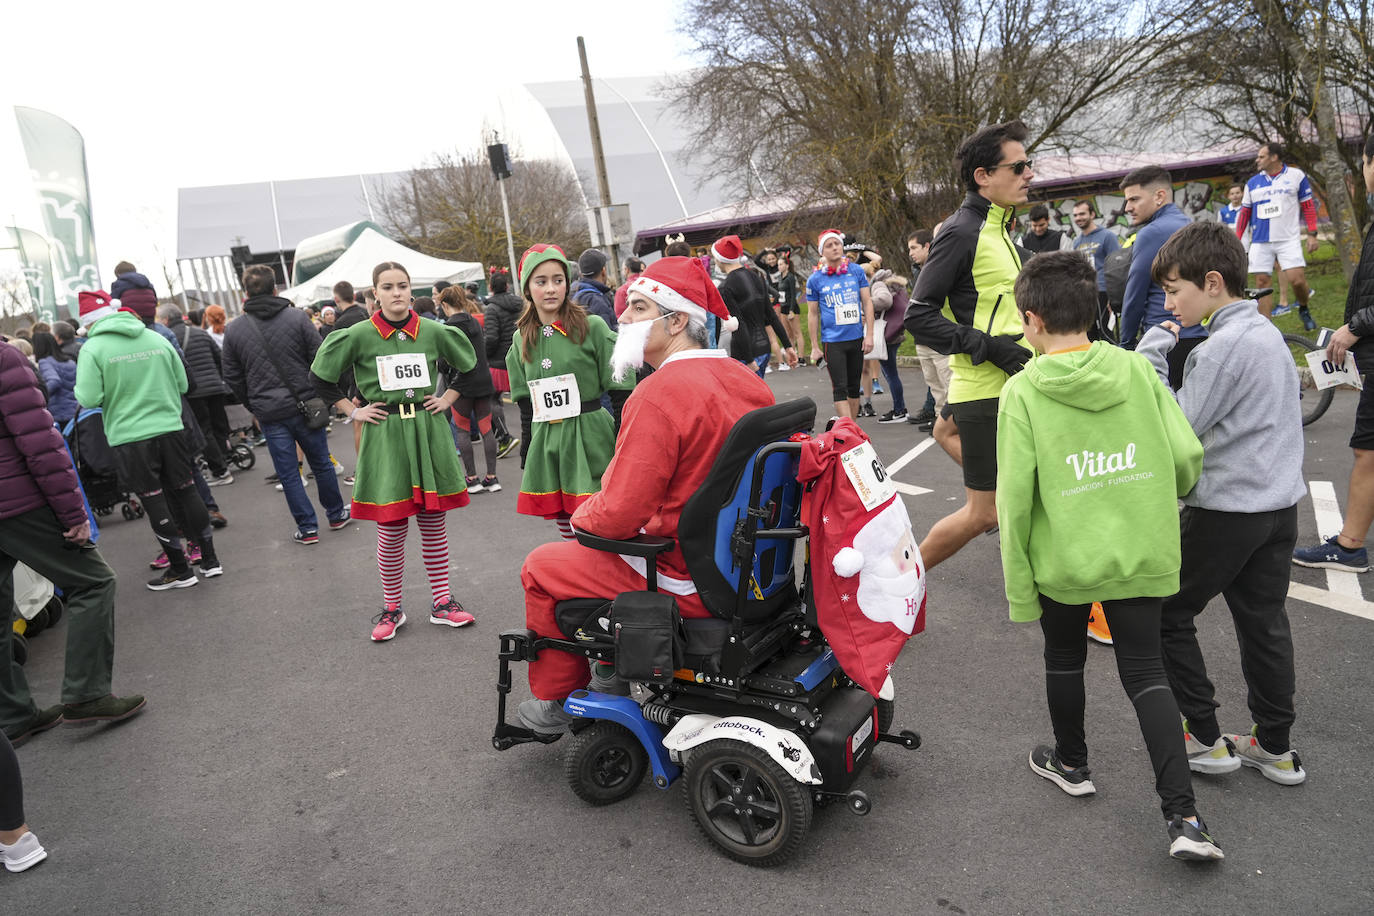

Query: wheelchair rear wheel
564;721;648;806
684;739;813;867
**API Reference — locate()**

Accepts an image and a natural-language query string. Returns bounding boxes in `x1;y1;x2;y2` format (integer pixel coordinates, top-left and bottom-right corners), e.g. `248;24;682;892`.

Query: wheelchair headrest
680;398;817;621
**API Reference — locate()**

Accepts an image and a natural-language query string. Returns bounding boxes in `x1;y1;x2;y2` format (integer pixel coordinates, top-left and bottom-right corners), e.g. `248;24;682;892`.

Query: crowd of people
2;120;1372;874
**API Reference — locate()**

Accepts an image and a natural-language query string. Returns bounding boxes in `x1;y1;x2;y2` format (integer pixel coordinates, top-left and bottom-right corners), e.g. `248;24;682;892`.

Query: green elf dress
312;310;475;522
508;315;634;517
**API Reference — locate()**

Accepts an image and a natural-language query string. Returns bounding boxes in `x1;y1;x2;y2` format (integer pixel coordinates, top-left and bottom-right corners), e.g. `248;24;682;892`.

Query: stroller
63;408;144;521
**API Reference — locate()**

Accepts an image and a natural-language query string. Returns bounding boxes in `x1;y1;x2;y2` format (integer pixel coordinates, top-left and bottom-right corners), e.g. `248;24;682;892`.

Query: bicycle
1247;288;1334;427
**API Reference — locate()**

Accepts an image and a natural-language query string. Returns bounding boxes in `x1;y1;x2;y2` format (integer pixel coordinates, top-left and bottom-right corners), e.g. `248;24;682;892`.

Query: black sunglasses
987;159;1034;175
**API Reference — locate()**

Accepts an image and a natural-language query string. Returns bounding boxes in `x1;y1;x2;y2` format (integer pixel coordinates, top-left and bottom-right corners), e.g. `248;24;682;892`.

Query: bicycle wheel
1282;333;1334;427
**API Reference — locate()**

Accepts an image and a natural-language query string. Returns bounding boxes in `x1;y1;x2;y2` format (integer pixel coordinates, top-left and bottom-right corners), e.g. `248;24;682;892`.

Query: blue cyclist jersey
1242;166;1313;244
805;261;869;343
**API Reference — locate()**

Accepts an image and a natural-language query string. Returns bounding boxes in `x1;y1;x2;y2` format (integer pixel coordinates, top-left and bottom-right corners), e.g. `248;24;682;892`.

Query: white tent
279;227;482;305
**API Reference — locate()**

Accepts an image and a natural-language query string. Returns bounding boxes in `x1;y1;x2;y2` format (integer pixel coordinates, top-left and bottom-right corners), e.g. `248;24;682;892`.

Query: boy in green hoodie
996;252;1220;861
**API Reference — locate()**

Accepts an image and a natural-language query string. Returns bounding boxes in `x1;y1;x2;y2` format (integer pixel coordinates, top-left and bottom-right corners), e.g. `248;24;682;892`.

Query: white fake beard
610;315;663;382
855;567;923;634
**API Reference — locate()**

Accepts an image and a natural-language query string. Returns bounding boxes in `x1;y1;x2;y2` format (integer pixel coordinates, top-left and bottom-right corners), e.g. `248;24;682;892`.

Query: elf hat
517;244;572;297
77;289;119;327
711;234;743;264
628;256;739;332
818;229;845;251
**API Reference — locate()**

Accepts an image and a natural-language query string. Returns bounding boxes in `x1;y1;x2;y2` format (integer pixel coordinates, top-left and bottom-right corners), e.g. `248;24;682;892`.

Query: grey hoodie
1137;301;1305;512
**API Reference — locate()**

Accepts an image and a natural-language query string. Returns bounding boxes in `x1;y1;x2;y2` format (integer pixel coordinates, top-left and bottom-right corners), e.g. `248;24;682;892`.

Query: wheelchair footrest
492;721;563;751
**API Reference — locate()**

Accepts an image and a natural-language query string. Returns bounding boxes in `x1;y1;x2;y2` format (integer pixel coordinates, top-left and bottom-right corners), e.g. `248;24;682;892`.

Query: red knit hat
627;257;739;332
78;289;119;327
711;234;743;264
818;229;845;251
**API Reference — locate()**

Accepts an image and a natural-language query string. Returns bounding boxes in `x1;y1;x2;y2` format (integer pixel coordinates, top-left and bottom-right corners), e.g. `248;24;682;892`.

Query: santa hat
817;229;845;251
711;234;743;264
77;290;119;327
628;256;739;333
517;244;572;296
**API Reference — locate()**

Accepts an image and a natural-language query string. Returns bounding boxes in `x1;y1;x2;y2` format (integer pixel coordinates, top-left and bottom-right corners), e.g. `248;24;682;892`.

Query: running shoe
250;435;267;447
430;598;475;628
1270;303;1293;317
342;475;356;486
275;474;309;491
293;530;319;545
207;471;234;487
1292;535;1369;572
1224;726;1307;785
1087;602;1113;645
198;558;224;579
264;472;280;484
777;362;791;371
517;698;578;734
496;437;520;459
1183;724;1241;774
371;604;406;641
1167;815;1224;861
186;543;203;565
1028;744;1096;796
328;510;352;531
1299;306;1317;332
872;381;884;395
859;402;877;418
149;551;169;570
878;409;908;424
147;569;197;591
465;475;484;493
1;831;47;873
480;475;501;492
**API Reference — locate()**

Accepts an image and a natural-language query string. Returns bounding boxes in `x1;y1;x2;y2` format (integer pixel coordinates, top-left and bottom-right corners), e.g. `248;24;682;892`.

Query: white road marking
1287;582;1374;621
885;437;939;476
894;481;933;496
1308;481;1363;598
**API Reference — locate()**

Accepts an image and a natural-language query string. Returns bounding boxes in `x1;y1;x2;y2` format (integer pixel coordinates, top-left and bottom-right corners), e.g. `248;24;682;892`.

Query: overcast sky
1;0;695;293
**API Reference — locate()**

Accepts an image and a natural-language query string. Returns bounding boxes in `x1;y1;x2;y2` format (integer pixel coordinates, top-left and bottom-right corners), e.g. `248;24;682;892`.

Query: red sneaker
429;598;475;628
370;604;406;642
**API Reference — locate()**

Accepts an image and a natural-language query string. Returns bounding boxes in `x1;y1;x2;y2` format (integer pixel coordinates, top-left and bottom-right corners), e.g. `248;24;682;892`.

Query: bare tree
379;147;592;275
670;0;1187;259
1145;0;1373;279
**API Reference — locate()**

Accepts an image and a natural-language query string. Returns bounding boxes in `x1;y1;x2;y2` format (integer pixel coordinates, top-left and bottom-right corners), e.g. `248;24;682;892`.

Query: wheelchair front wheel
684;739;813;867
229;443;256;471
564;721;648;806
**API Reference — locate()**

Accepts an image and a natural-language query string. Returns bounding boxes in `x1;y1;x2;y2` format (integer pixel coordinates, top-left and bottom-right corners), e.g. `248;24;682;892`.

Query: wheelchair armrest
574;530;676;559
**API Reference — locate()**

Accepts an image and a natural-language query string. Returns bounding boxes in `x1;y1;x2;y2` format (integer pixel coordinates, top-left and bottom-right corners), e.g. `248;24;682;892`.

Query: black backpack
1103;244;1134;309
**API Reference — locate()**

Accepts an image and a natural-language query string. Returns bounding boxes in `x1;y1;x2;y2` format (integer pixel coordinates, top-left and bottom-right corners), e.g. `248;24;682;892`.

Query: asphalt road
7;364;1373;915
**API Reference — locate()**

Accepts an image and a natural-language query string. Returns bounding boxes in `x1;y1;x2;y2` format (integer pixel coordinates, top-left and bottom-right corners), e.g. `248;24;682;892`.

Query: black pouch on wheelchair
611;591;684;684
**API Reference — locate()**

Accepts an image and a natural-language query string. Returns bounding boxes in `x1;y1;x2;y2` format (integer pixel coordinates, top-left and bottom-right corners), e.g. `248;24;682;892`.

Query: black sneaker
264;472;280;484
497;436;520;459
294;530;320;546
1029;745;1096;796
907;408;936;426
147;569;197;591
878;409;908;424
1167;815;1224;861
859;402;877;418
3;705;64;747
62;694;147;726
480;475;501;492
328;511;352;531
198;552;224;578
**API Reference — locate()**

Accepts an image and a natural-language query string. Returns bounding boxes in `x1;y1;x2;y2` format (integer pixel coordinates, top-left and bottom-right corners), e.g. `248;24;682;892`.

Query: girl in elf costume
507;244;634;539
311;261;479;642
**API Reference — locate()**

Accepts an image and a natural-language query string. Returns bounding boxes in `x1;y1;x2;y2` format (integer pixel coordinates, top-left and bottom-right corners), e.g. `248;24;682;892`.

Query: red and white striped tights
376;512;451;607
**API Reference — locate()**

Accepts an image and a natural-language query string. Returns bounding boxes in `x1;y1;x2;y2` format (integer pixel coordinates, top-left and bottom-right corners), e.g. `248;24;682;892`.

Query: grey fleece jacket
1137;300;1305;512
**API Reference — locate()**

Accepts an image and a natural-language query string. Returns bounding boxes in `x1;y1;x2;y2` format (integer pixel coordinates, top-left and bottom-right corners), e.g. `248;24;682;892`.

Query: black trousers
0;731;22;831
1161;505;1299;753
1039;595;1196;819
190;395;231;475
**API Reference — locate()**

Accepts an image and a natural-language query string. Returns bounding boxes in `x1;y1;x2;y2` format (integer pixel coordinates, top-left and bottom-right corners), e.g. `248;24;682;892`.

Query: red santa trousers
521;540;709;700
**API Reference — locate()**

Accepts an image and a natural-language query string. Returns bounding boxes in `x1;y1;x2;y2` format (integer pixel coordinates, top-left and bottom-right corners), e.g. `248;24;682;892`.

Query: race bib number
376;353;431;391
840;441;897;511
529;373;581;422
826;292;860;326
1257;199;1282;220
1305;350;1363;391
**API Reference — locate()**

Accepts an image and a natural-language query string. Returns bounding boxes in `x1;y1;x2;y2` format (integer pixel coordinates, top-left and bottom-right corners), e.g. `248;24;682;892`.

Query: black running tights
1038;594;1197;820
0;731;23;831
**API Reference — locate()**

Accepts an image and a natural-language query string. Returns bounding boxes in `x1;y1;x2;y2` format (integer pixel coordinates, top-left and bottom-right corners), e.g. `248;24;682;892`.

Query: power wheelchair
493;398;921;866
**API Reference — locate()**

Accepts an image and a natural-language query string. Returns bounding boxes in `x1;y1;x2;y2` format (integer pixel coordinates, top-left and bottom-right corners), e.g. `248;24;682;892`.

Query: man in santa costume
518;257;775;733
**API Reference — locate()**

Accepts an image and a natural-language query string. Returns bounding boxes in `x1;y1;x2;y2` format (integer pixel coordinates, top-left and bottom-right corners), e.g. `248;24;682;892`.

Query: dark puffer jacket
442;313;495;399
0;343;86;526
221;295;323;423
483;291;524;366
1343;219;1374;373
111;271;160;322
165;313;230;397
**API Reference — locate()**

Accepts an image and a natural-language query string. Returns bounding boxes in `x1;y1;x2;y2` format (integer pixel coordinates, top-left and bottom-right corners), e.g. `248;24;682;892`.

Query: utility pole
577;36;620;284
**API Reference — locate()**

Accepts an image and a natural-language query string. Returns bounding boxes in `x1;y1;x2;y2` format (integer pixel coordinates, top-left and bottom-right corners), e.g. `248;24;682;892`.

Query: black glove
983;333;1032;376
517;398;532;468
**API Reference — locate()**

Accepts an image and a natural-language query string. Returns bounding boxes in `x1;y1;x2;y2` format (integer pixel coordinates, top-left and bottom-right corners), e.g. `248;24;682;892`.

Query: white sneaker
1183;726;1242;774
1;830;47;872
275;473;309;491
1225;726;1306;785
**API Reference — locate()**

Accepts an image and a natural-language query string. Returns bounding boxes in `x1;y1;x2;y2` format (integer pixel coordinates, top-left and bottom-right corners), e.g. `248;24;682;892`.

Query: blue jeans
262;414;346;535
879;346;906;413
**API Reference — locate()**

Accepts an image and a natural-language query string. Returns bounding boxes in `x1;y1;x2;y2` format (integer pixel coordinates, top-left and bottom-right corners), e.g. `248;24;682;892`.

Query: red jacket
0;344;86;526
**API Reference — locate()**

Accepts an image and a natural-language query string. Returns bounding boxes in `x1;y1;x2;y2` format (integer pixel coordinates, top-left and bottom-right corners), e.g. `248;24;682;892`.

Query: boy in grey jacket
1137;220;1307;787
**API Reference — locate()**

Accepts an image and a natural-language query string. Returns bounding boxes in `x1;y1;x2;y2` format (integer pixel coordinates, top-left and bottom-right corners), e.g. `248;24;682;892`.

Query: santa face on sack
832;499;925;635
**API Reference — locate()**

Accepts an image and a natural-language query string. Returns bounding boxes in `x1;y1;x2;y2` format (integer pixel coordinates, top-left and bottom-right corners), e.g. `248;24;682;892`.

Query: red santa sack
798;418;926;699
